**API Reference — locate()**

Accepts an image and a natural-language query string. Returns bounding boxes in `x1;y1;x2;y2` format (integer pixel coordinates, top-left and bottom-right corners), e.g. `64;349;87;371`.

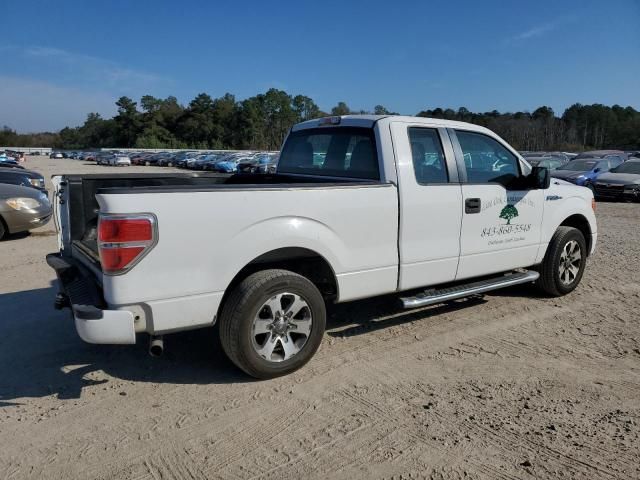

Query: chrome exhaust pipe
149;335;164;357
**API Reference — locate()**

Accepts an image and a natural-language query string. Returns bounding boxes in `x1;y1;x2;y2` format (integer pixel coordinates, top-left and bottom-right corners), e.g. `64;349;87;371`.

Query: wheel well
560;214;592;255
216;248;338;320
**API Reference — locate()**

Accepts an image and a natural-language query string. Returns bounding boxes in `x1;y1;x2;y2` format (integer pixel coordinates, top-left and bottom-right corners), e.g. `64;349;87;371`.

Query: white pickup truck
48;115;597;378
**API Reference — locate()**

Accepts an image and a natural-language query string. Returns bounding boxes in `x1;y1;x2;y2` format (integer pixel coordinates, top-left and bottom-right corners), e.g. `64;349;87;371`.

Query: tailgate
51;175;69;252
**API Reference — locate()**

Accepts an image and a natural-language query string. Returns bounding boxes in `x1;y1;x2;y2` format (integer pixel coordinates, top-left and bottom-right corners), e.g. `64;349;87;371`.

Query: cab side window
408;128;448;184
456;130;520;186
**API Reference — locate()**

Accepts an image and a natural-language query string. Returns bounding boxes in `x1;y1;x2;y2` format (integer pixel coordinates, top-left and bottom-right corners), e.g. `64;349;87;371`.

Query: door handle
465;198;481;214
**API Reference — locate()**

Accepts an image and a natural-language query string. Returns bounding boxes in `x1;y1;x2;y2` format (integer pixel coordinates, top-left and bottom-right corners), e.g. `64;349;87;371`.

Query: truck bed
62;172;384;268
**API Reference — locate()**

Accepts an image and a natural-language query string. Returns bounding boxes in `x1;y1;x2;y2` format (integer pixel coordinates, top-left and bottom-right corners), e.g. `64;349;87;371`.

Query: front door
452;129;544;280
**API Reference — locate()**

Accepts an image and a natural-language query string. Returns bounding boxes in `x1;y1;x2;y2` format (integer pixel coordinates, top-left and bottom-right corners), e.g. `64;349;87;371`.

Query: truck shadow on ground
0;283;246;406
0;282;544;405
325;283;547;338
326;294;487;338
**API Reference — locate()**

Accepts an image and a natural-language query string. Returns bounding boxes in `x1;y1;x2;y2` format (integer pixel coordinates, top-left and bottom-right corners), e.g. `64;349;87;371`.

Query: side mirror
530;166;550;189
593;167;601;173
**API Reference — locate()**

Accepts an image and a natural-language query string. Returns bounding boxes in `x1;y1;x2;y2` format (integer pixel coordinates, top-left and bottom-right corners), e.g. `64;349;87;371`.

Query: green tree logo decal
499;204;519;224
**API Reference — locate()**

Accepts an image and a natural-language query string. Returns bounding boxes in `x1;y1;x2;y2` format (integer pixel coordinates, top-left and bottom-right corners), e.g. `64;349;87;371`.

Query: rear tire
536;226;587;296
218;269;326;379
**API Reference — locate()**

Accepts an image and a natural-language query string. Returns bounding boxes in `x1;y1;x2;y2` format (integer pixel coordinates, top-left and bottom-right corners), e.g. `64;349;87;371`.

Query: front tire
0;216;6;240
536;226;587;296
218;269;326;379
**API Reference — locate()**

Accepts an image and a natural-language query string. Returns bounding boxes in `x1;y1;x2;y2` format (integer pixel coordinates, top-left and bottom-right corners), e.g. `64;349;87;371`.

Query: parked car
48;115;596;379
130;152;151;165
0;155;24;169
192;153;221;170
522;152;570;163
524;157;565;170
237;154;277;174
157;153;179;167
550;156;623;188
0;183;52;239
573;150;628;162
50;152;63;159
592;159;640;202
250;154;278;174
95;153;111;165
208;153;249;172
173;152;199;168
144;152;171;166
211;157;241;173
0;167;47;192
105;154;131;166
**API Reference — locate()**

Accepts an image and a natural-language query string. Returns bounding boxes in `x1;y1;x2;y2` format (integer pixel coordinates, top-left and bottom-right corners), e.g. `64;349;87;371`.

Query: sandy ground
1;156;639;479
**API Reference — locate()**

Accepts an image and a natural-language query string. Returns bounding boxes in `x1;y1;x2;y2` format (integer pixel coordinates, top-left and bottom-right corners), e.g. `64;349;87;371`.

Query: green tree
331;102;350;116
499;205;519;225
114;96;141;147
0;126;18;146
293;95;320;122
178;93;216;147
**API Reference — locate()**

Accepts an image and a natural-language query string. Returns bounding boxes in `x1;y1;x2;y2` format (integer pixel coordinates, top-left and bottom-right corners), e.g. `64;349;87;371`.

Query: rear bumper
73;305;135;344
46;253;136;344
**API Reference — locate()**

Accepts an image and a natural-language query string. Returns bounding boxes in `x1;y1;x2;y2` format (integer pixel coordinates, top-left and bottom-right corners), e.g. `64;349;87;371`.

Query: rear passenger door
451;129;544;280
392;122;463;290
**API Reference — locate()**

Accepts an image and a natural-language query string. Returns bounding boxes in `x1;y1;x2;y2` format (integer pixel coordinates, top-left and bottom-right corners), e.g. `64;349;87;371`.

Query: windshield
278;127;379;180
611;162;640;174
559;160;597;171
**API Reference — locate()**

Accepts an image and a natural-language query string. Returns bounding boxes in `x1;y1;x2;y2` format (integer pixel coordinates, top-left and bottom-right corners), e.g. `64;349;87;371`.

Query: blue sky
1;0;639;132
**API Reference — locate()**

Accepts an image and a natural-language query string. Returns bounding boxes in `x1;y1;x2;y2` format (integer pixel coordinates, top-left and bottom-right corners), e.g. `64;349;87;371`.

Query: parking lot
1;156;639;479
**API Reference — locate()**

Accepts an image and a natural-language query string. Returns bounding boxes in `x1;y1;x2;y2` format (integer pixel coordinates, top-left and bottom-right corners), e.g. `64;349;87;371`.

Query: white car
107;154;131;166
48;115;597;379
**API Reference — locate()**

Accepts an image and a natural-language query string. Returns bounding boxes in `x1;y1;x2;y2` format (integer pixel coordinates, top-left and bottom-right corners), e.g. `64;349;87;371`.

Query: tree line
1;88;639;151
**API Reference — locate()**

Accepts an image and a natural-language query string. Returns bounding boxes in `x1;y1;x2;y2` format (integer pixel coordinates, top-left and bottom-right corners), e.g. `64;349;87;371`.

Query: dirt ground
1;156;639;479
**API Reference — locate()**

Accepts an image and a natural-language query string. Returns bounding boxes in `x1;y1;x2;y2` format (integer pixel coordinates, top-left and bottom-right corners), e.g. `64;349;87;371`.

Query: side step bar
400;270;540;309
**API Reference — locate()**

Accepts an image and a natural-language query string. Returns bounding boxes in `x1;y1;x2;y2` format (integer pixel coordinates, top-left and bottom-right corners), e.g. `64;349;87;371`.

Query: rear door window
408;127;448;184
278;127;379;180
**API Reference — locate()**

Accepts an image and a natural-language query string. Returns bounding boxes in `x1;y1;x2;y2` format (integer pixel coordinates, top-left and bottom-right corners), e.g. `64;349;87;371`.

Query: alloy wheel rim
558;240;582;286
251;292;312;362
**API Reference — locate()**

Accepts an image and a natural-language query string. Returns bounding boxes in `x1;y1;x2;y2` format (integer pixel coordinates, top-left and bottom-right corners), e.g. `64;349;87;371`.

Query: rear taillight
98;214;157;275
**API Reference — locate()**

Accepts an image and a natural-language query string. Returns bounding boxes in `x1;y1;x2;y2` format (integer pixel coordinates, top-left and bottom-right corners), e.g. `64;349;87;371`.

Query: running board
400;270;540;309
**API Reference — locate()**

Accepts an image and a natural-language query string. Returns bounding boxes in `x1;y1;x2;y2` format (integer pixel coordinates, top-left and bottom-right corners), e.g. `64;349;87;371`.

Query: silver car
0;183;52;239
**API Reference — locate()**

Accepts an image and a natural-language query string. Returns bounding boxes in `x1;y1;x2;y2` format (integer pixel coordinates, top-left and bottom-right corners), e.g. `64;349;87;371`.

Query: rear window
278;127;379;180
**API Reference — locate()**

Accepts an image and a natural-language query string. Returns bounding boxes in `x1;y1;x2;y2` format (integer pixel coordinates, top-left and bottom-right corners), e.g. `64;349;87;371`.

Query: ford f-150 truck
48;115;597;378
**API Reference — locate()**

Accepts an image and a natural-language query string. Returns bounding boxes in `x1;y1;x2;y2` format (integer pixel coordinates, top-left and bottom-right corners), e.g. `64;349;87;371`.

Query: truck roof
292;115;495;136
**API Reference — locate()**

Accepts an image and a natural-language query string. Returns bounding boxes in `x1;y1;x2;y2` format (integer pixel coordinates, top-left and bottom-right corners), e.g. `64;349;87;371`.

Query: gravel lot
1;156;639;479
